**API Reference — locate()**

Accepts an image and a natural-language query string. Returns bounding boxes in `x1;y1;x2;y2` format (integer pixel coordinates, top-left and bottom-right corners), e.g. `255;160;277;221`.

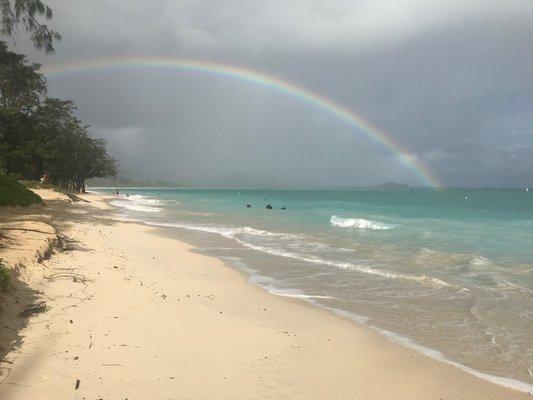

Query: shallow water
96;187;533;389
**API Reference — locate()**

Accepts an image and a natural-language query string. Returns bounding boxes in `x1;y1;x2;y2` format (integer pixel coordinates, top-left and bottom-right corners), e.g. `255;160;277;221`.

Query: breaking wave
109;193;179;213
145;221;451;288
330;215;396;230
110;200;161;213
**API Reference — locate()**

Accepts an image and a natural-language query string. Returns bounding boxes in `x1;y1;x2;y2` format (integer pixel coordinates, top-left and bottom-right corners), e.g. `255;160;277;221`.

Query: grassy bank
0;176;43;207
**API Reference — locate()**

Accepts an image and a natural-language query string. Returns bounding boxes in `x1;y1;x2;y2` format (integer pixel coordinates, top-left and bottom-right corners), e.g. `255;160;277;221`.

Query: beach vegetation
0;41;118;192
0;259;10;290
0;174;42;206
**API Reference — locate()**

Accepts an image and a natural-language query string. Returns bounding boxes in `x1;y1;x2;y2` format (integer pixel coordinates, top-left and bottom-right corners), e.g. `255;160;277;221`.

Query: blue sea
94;187;533;390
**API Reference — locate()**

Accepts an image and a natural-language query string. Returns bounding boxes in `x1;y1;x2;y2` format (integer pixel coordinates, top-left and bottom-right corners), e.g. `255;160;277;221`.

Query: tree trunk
76;175;86;193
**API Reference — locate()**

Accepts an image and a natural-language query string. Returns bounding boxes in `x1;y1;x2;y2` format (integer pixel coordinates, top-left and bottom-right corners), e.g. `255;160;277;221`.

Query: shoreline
143;216;533;395
0;189;531;399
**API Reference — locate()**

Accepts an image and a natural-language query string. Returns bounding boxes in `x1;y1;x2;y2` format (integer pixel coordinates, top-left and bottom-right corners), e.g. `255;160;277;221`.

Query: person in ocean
281;206;286;210
266;204;272;209
246;203;251;208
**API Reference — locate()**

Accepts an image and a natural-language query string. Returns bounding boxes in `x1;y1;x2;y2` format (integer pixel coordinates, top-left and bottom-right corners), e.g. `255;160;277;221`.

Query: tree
0;41;46;113
32;98;118;192
70;132;118;193
0;40;46;175
0;0;60;53
0;43;118;190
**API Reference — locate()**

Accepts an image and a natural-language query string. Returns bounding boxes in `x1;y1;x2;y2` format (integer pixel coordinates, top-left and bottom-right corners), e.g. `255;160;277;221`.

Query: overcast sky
13;0;533;187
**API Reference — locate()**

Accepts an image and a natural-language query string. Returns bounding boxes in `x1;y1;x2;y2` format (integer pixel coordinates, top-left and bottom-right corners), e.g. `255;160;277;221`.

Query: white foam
110;200;161;213
146;221;300;240
470;255;491;266
330;215;396;230
106;192;183;213
145;220;452;288
223;259;335;301
268;291;334;300
181;211;213;216
127;195;163;205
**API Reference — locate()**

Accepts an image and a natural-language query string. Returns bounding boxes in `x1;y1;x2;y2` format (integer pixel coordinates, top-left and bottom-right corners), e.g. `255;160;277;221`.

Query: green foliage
0;259;9;290
0;41;46;112
0;42;118;192
0;174;43;206
0;0;60;53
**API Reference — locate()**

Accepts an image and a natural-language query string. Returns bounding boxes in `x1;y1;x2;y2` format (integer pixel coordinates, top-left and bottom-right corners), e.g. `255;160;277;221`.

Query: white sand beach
0;189;530;399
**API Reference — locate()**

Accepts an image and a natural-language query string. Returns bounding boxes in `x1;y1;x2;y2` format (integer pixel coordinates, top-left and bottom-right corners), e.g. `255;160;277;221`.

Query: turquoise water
97;187;533;390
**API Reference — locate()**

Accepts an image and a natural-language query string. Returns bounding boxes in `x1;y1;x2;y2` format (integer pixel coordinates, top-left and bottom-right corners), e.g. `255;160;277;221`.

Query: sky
11;0;533;187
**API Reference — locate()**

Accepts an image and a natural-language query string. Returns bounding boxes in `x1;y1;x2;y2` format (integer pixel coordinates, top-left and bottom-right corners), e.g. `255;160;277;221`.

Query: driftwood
57;233;83;252
65;193;90;203
45;272;87;283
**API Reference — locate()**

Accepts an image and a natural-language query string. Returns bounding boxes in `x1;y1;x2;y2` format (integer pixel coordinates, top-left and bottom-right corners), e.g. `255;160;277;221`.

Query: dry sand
0;189;530;399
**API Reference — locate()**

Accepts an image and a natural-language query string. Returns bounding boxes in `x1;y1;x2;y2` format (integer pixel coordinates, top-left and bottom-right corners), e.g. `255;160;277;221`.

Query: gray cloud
11;0;533;187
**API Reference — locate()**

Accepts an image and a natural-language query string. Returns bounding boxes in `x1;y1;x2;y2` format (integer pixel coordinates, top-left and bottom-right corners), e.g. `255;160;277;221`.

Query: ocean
95;187;533;391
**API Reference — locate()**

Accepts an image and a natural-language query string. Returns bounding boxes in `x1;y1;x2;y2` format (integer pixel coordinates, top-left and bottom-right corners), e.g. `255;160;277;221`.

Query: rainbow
42;57;441;188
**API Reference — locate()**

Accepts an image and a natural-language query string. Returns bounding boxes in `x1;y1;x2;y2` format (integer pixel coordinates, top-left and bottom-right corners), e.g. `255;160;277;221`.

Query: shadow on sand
0;193;131;382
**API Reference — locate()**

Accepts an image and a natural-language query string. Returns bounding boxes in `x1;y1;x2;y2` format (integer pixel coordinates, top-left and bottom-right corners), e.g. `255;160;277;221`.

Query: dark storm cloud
13;0;533;187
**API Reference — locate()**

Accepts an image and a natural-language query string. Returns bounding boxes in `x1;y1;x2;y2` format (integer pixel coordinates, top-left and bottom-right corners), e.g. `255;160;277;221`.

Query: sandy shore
0;189;530;399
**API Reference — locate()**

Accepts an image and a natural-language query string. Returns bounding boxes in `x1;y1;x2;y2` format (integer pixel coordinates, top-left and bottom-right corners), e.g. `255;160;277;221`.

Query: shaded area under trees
0;41;117;193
